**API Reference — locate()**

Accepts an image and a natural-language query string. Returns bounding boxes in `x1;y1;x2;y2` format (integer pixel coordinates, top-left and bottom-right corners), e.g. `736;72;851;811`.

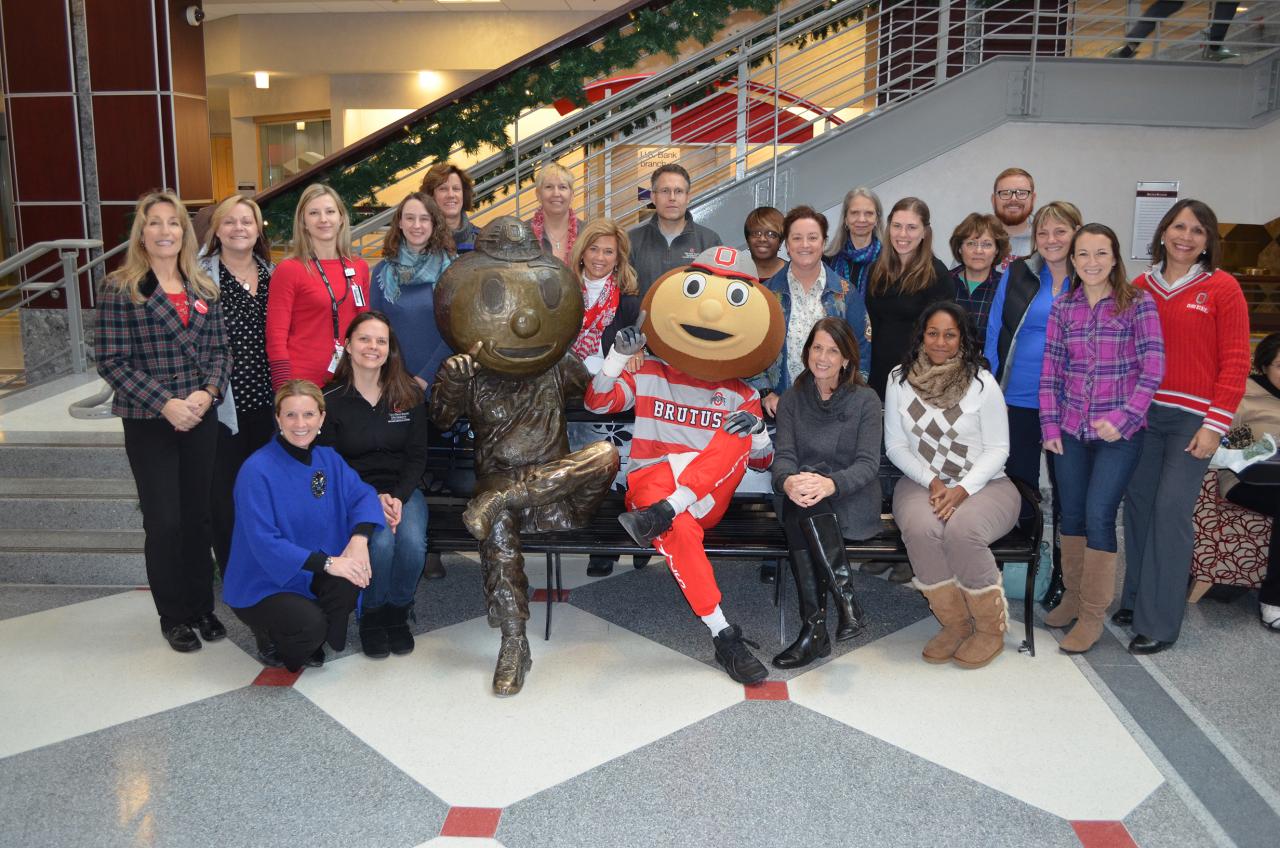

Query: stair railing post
60;250;87;374
1025;0;1041;116
736;35;748;181
936;0;952;86
770;6;781;208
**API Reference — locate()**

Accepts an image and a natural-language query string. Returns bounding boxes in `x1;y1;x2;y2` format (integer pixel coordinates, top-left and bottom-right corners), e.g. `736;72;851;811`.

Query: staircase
0;439;145;586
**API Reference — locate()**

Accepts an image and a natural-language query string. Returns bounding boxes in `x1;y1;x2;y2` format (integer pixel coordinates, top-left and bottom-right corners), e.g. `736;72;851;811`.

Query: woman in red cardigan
266;184;369;388
1116;199;1251;654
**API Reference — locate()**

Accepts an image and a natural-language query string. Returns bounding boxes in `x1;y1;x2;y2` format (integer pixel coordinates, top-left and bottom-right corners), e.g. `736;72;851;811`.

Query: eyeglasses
995;189;1032;200
963;240;997;251
311;471;326;499
749;230;781;240
654;187;687;198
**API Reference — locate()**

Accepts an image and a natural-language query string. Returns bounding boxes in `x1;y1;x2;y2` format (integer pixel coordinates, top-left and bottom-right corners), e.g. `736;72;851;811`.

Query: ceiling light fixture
254;71;269;89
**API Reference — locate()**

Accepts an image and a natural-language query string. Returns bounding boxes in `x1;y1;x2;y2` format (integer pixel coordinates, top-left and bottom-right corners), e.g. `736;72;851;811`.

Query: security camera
185;6;205;26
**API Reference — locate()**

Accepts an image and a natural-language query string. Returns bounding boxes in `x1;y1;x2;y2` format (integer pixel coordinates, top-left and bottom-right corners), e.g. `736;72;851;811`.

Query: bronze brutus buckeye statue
431;217;619;696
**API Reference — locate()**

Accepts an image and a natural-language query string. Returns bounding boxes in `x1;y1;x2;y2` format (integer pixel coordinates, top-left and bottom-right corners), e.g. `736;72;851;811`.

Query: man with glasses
991;168;1036;264
628;164;723;294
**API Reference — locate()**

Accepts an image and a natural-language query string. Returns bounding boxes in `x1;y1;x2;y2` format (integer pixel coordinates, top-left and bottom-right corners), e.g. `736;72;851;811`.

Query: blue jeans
1055;431;1144;552
365;488;428;608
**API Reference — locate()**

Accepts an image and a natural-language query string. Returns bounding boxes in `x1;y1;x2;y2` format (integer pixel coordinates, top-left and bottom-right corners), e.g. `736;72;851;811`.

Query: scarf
906;350;972;410
530;209;580;258
380;245;452;304
571;273;619;361
829;234;881;297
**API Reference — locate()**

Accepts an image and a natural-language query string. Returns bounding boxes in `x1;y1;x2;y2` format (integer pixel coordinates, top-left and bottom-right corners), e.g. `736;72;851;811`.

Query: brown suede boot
913;578;973;663
1043;534;1086;628
1059;548;1116;654
953;583;1008;669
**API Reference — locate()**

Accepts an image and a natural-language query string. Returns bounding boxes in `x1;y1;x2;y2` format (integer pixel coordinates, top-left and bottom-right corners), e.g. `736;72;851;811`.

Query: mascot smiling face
640;246;784;382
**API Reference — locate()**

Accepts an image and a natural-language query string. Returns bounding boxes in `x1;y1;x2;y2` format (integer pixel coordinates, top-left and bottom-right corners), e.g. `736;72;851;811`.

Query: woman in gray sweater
771;317;883;668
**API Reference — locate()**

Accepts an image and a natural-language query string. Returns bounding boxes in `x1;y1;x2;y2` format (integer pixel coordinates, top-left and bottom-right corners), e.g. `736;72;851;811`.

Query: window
258;117;331;189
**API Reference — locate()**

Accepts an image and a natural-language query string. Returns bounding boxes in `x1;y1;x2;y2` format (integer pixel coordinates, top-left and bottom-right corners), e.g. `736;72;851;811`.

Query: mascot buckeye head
640;246;785;382
434;216;583;378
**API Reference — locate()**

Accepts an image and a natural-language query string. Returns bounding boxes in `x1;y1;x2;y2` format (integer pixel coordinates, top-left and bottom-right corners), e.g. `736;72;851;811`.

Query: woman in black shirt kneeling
320;311;430;659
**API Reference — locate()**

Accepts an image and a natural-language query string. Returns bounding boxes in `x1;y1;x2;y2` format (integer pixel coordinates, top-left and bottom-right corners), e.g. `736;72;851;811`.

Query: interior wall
824;119;1280;275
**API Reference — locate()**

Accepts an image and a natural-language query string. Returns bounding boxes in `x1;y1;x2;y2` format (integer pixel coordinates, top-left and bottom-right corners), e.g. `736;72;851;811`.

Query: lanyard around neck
313;256;350;340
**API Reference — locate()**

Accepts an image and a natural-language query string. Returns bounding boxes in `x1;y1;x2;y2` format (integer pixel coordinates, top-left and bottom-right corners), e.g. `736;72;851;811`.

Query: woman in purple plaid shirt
1038;224;1165;654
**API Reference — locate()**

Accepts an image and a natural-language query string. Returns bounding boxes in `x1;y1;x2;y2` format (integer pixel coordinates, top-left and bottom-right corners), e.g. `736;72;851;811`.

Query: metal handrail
0;238;103;391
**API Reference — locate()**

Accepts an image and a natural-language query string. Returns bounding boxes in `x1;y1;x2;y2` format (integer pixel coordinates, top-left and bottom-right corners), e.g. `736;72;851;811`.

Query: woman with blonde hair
199;194;277;572
530;163;584;265
97;190;230;653
420;162;479;252
266;184;369;390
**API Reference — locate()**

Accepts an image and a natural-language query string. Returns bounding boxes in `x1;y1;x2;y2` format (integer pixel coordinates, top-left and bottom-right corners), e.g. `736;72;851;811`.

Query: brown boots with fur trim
916;578;1008;668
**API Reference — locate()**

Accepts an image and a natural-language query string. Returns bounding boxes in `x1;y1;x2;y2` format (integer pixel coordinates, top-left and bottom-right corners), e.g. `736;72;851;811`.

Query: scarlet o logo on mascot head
435;216;584;378
640;246;785;382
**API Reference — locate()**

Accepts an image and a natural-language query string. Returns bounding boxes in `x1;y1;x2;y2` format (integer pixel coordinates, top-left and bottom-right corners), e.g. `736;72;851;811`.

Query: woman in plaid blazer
97;190;231;654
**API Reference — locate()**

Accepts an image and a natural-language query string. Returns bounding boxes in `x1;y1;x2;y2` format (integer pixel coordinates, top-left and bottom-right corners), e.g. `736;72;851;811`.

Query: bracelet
323;556;334;574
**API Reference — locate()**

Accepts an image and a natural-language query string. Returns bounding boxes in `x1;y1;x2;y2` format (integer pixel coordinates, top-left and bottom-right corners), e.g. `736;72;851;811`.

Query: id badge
352;284;365;307
327;342;343;374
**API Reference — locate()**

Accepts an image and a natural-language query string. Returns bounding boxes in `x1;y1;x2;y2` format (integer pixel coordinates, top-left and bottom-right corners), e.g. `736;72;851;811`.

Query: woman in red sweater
1116;200;1251;654
266;184;370;388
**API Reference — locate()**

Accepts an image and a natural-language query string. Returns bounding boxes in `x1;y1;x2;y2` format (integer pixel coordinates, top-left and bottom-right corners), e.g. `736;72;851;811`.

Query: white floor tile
788;618;1164;820
415;839;504;847
296;605;742;807
0;590;262;757
523;553;632;591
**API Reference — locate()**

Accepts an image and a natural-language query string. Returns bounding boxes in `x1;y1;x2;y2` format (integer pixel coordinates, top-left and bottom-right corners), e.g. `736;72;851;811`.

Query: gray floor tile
567;559;931;680
0;584;131;621
1124;783;1219;848
498;700;1081;848
0;688;447;848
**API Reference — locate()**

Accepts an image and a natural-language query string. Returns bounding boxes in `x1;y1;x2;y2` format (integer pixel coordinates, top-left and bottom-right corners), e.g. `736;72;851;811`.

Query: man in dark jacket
627;164;722;294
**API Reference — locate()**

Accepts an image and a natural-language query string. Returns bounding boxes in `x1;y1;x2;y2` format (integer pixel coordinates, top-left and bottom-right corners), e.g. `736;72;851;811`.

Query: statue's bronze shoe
463;490;506;540
492;634;532;697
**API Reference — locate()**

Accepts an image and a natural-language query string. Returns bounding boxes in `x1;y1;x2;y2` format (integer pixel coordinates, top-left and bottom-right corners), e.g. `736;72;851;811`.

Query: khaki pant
893;476;1021;589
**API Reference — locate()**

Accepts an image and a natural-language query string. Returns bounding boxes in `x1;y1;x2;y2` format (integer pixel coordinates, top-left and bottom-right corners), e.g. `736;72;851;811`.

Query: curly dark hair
895;300;984;387
1254;332;1280;375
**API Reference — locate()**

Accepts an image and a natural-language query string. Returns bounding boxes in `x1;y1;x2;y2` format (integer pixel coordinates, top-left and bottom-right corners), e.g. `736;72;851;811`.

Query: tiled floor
1;554;1275;848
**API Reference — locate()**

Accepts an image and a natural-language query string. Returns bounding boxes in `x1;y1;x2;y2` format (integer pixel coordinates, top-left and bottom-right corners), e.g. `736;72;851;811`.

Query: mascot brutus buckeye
585;246;785;684
431;217;619;697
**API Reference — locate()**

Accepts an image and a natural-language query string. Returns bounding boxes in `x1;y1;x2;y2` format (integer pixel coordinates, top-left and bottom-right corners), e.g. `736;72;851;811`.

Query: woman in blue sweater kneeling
223;380;385;671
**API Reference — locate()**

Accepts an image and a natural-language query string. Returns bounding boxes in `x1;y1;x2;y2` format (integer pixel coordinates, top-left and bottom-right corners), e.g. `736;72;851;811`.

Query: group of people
95;155;1276;681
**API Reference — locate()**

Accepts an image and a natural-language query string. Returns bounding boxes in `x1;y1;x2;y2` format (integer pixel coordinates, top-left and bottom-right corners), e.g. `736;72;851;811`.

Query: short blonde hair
110;190;217;304
286;184;353;261
1032;200;1082;234
569;218;638;296
274;379;325;415
535;162;575;194
203;194;270;262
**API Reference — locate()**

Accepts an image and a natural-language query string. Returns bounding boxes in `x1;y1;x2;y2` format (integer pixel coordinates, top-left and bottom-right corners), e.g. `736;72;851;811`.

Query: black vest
993;253;1044;385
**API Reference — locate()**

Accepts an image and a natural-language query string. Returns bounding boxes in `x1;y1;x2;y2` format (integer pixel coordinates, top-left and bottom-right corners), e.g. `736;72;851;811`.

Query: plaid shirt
950;265;1001;351
97;273;230;419
1038;287;1164;443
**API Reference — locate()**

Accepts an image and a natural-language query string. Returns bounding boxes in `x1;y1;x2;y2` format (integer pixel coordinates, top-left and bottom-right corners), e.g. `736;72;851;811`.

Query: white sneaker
1261;603;1280;632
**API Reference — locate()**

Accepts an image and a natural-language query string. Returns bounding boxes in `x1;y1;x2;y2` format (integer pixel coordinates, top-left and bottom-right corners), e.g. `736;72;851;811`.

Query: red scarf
572;274;619;361
530;209;579;259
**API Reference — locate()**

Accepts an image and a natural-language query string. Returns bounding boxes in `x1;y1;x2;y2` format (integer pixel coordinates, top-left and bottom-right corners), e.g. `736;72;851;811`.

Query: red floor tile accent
1071;821;1139;848
744;680;790;700
440;806;503;838
252;667;303;687
531;588;570;602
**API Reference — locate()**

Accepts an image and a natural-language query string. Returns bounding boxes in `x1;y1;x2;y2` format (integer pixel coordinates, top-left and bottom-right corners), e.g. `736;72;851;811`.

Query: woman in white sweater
886;301;1020;668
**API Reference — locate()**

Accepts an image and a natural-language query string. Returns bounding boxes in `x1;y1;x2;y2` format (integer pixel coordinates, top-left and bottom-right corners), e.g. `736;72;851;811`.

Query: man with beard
991;168;1036;266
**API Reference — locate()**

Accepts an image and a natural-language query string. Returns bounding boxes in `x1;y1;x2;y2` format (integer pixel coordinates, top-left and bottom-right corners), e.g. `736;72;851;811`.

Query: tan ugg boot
953;583;1008;669
1059;548;1116;654
1043;534;1086;628
913;577;973;663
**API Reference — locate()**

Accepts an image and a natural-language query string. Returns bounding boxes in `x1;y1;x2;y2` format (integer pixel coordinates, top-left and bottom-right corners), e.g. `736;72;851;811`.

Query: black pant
211;406;277;574
1126;1;1238;46
231;570;361;671
123;414;218;630
1224;481;1280;606
1005;405;1059;525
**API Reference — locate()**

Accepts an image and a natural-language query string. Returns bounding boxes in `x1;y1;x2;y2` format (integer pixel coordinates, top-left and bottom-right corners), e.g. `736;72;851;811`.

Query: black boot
1040;561;1066;611
253;631;283;667
803;513;867;641
386;605;415;656
423;552;447;580
771;547;831;669
618;500;675;546
712;624;768;684
360;606;391;659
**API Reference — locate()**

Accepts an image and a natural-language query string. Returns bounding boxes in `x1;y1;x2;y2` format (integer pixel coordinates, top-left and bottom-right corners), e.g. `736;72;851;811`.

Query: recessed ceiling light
254;71;269;89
